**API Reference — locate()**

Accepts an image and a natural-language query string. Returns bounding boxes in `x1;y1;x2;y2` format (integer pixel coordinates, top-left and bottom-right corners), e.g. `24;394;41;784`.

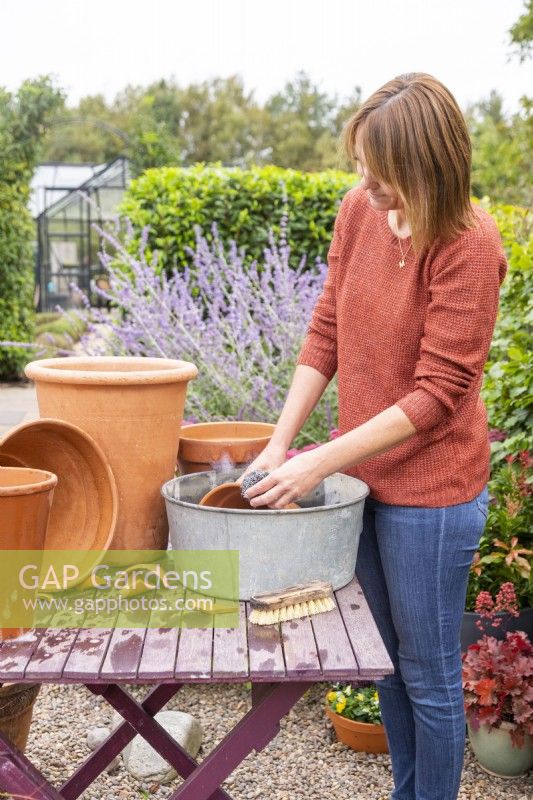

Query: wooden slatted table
0;577;393;800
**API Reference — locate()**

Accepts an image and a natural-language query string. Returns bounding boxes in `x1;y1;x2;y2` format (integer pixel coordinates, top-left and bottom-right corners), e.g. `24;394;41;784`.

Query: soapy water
209;451;239;475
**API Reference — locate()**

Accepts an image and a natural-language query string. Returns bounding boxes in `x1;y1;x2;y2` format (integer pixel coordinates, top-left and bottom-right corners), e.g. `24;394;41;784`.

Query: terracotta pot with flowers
325;683;388;753
462;583;533;778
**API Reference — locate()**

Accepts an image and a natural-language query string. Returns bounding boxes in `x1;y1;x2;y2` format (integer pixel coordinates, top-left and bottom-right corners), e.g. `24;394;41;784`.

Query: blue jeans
354;485;489;800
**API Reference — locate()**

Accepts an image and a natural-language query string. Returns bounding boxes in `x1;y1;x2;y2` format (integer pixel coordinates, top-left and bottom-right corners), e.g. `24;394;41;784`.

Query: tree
509;0;533;62
263;71;360;171
40;71;361;174
0;77;64;379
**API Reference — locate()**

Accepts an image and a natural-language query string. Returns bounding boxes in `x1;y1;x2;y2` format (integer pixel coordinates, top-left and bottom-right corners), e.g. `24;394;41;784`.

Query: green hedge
0;183;35;379
0;77;63;380
480;202;532;461
118;162;357;273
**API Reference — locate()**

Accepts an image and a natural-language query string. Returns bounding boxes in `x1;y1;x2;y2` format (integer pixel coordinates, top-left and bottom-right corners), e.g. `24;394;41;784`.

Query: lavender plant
78;215;338;445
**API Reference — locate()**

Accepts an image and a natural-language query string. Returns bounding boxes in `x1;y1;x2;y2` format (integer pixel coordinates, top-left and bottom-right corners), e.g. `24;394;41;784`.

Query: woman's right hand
235;442;288;486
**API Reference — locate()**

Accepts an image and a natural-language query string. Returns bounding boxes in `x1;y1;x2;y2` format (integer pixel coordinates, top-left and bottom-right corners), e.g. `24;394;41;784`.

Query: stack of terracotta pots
20;356;199;552
1;356;198;564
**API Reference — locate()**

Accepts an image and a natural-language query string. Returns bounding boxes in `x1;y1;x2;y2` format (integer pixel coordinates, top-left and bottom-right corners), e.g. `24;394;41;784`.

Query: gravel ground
25;683;532;800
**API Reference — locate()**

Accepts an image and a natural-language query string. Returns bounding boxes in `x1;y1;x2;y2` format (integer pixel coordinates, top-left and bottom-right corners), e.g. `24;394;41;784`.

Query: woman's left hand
242;450;325;509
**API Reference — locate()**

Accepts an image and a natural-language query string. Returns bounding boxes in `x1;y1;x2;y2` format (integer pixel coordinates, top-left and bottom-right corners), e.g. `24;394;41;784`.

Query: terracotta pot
325;704;389;753
0;418;117;557
0;683;41;753
0;466;57;640
25;356;198;551
467;720;533;778
177;421;275;474
199;482;300;510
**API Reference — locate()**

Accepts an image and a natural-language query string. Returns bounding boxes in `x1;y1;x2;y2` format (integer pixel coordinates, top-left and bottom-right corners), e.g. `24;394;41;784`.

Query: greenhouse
35;156;130;311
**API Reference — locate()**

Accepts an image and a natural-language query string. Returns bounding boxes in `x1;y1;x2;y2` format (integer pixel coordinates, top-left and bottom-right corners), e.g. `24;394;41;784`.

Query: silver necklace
397;237;413;268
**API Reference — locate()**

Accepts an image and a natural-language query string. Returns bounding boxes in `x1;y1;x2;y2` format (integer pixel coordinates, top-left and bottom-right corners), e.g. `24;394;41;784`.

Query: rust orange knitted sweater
296;186;508;506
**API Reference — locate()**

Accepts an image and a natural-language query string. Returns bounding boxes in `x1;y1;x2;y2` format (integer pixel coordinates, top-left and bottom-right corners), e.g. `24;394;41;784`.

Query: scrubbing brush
240;469;270;497
249;580;336;626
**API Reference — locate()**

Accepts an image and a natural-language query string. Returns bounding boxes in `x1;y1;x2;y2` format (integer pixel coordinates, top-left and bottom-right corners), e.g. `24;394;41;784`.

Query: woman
239;73;508;800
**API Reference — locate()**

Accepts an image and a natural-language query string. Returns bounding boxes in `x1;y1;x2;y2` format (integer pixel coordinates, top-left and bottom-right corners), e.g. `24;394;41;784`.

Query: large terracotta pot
325;704;389;753
0;418;117;556
0;683;41;753
467;720;533;778
177;421;275;474
25;356;198;550
0;466;57;640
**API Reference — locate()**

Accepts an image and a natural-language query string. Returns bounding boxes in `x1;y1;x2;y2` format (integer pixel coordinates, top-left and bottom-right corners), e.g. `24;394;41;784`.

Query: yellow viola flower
327;691;337;702
356;693;364;701
335;700;346;713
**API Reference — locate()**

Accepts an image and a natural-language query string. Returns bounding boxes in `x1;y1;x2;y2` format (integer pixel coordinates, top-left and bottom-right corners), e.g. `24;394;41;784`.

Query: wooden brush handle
249;580;333;611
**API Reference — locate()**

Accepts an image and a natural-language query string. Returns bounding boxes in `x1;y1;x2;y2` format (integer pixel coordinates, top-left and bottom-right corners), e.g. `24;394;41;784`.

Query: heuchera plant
462;583;533;748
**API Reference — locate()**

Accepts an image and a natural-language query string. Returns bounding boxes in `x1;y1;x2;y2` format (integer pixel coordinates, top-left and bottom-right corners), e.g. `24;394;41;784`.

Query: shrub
481;202;532;463
118;163;356;275
76;216;338;446
0;77;63;379
0;183;36;379
34;310;88;350
466;451;533;611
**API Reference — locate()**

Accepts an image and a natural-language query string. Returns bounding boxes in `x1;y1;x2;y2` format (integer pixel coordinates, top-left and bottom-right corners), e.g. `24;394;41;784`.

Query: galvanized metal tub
161;468;369;600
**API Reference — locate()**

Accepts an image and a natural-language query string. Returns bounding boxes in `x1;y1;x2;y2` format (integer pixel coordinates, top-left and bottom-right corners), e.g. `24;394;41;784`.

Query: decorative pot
467;720;533;778
0;683;41;753
25;356;198;551
0;418;117;557
177;421;275;474
325;704;388;753
0;466;57;640
461;607;533;653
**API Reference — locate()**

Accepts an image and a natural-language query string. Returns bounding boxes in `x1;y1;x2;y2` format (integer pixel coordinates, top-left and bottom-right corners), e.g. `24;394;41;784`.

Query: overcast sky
2;0;530;114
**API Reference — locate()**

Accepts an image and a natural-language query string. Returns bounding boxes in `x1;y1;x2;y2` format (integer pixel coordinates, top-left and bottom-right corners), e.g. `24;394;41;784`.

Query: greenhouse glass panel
36;157;130;311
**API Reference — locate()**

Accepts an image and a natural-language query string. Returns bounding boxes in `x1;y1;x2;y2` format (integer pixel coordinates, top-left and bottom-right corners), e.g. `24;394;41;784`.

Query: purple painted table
0;577;393;799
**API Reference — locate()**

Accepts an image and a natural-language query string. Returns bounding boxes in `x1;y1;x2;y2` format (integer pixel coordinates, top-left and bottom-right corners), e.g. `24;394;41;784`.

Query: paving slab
0;382;39;437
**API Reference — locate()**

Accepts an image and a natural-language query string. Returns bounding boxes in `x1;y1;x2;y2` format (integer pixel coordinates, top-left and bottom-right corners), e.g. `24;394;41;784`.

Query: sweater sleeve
295;191;351;380
395;223;508;432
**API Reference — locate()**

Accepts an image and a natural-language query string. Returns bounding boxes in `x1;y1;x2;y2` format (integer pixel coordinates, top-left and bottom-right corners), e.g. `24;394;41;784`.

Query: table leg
168;681;309;800
62;683;234;800
61;683;182;800
0;730;64;799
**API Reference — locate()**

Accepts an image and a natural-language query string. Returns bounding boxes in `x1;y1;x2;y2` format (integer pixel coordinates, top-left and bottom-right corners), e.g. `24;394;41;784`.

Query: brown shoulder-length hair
339;73;478;254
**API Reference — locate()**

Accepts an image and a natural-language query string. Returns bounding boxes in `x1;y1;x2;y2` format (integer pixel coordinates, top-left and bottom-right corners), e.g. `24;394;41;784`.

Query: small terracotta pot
25;356;198;551
0;683;41;753
0;418;117;557
0;467;57;641
325;704;389;753
199;482;300;510
177;421;275;474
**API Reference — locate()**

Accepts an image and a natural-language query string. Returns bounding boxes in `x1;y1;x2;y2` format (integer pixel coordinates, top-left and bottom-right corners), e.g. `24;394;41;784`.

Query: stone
86;726;121;772
111;710;202;784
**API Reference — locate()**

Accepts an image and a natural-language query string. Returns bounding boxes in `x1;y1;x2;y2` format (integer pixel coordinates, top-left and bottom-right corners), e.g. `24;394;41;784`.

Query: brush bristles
249;595;335;626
